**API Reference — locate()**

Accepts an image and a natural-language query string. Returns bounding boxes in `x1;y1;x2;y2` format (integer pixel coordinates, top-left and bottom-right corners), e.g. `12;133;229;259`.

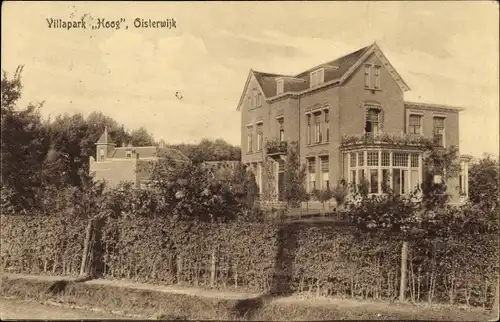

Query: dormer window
277;79;284;95
310;69;324;87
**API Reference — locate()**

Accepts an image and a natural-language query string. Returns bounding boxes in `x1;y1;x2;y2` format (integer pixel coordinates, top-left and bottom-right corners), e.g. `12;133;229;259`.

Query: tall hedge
1;215;87;276
1;213;497;307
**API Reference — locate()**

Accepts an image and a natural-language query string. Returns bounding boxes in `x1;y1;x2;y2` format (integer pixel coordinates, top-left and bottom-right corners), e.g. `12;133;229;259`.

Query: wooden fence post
210;247;216;287
176;255;183;284
492;275;499;321
80;218;94;276
399;240;409;302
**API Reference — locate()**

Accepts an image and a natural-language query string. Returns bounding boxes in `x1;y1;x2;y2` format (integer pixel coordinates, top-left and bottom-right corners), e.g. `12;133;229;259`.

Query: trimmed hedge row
100;217;278;291
1;214;497;307
1;215;87;276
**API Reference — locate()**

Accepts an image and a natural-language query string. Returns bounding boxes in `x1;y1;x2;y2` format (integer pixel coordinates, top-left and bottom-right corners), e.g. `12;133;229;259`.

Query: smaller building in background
89;127;190;189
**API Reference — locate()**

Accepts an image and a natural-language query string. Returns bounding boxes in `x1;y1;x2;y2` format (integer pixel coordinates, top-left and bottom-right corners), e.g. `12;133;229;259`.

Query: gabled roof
96;127;115;145
237;42;411;110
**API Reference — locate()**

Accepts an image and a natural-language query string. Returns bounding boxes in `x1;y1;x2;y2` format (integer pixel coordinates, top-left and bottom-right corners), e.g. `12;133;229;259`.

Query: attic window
277;79;284;95
250;89;262;108
310;69;324;87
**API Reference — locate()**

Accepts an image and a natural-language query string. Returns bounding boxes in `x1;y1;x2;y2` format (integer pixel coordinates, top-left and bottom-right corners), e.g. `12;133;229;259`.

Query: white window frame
307;157;317;192
246;125;253;153
364;64;371;88
314;112;322;143
310;68;324;88
408;113;423;135
324;109;330;142
433;116;446;147
277;117;285;142
306;113;312;145
320;155;330;190
365;108;380;135
374;65;381;89
256;121;263;151
99;148;105;161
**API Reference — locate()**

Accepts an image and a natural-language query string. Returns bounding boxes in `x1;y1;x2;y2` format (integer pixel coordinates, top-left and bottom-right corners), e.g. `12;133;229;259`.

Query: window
324;110;330;142
321;156;329;189
409;114;422;135
364;65;371;88
411;154;419;168
365;108;380;134
374;66;381;89
314;112;322;143
367;152;379;166
433;117;445;146
99;148;105;161
250;89;262;108
126;150;132;159
256;123;263;151
247;128;253;153
307;157;316;191
350;153;357;167
358;152;364;166
307;114;312;145
393;152;408;167
278;118;285;142
277;79;284;95
381;151;390;166
310;69;324;87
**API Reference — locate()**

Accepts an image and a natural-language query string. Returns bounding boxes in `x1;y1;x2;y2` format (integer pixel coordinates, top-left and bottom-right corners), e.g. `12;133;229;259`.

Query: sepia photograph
1;1;499;320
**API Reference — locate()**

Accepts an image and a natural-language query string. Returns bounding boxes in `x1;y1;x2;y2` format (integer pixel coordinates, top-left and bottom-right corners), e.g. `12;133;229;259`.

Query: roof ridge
293;44;372;77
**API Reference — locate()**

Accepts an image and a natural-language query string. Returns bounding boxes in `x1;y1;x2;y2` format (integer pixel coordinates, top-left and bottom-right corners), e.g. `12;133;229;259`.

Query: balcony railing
266;140;288;155
341;131;435;147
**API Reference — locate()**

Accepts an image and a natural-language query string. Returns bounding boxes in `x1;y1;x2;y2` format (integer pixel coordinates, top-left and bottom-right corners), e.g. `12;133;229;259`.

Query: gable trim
236;70;268;111
339;42;411;92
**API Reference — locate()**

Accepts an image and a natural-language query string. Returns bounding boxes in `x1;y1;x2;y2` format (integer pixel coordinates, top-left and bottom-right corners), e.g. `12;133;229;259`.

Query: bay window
347;149;422;195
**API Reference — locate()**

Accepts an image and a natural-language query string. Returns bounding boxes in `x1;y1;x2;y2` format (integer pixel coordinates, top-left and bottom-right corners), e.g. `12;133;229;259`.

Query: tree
169;138;241;163
84;111;131;157
468;154;499;213
282;141;307;208
48;113;91;186
130;126;156;147
1;66;51;210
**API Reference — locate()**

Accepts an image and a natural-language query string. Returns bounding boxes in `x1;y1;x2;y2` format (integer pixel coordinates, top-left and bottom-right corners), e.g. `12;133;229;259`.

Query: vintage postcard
1;1;499;321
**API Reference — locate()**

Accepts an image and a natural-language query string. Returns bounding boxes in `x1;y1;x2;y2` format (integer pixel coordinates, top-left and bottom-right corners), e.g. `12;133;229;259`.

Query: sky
2;1;499;158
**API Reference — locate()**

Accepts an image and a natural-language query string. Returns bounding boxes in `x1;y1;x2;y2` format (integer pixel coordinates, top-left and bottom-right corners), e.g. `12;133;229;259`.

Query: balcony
266;140;288;157
341;131;435;150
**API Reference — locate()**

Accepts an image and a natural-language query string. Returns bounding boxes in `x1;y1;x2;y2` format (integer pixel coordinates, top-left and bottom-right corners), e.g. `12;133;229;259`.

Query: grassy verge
0;275;495;321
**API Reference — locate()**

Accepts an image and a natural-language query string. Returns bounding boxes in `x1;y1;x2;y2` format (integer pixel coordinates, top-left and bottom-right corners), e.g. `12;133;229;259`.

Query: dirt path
0;298;127;320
